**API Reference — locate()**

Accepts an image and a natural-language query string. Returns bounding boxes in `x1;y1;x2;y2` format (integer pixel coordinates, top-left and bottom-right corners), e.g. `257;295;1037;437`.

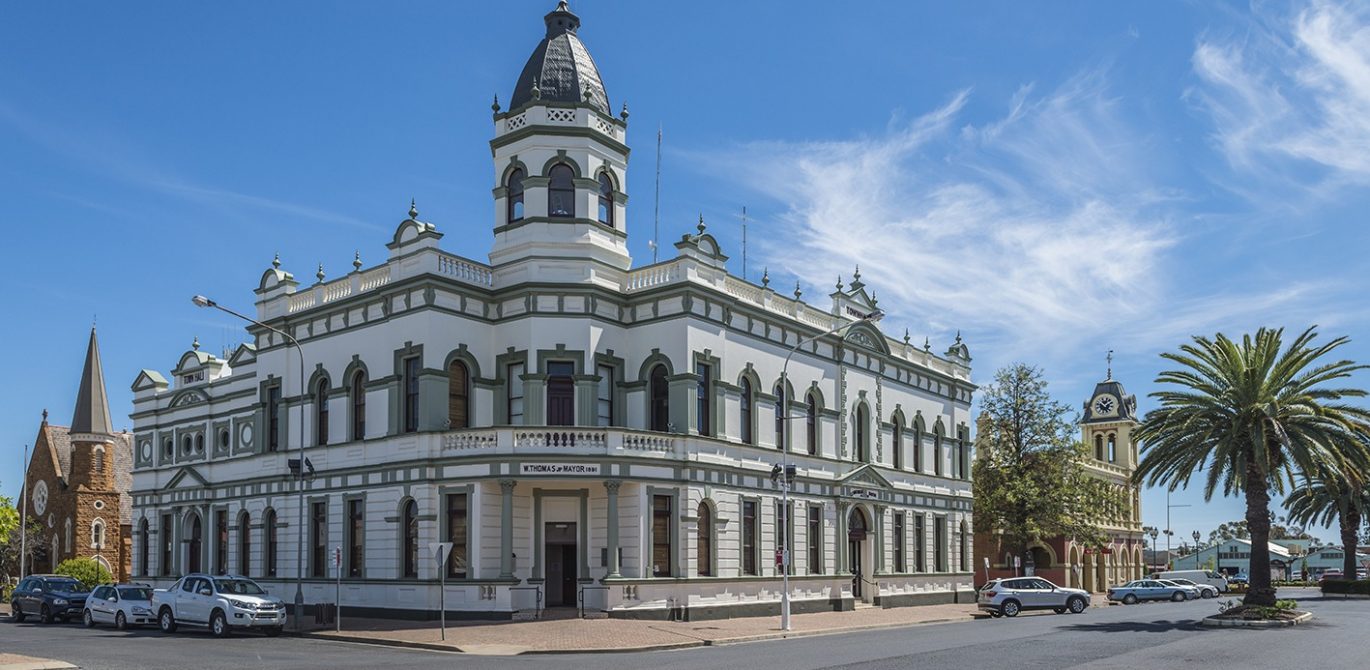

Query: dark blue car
10;575;91;624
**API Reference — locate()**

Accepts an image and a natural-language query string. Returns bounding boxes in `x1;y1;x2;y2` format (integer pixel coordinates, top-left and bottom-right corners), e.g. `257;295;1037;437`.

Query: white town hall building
129;2;976;620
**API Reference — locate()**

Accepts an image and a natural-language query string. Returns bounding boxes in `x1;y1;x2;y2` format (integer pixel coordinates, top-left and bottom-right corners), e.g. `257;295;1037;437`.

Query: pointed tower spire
71;327;114;436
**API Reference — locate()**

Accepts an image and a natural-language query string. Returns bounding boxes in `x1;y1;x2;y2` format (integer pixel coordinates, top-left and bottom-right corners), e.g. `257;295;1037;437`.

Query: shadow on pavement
1062;619;1207;634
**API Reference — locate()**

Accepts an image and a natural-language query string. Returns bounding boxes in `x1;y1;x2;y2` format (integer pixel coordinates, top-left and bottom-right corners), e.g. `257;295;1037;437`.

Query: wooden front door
547;362;575;426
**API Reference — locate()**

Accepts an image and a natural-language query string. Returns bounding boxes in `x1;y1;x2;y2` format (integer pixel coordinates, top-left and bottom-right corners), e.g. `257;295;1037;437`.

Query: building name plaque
847;487;880;499
519;463;602;476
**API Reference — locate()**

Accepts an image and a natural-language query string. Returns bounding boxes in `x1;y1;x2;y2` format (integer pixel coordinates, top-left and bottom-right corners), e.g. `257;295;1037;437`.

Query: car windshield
118;587;153;601
43;578;85;592
213;578;266;595
1172;579;1194;585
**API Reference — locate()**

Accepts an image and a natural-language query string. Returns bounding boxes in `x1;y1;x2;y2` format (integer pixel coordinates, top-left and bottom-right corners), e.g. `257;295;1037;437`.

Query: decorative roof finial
408;198;419;220
1107;349;1114;380
794;281;803;299
42;408;48;423
583;84;593;103
192;335;200;351
870;290;878;307
530;78;541;100
620;101;630;122
353;250;362;272
836;275;844;291
761;268;770;288
955;330;963;344
272;252;281;270
853;265;861;283
923;336;931;353
697;213;706;235
491;94;501;113
903;328;911;345
316;263;326;284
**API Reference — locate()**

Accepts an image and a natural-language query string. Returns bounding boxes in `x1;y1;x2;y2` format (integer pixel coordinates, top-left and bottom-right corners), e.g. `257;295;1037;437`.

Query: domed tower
489;1;630;282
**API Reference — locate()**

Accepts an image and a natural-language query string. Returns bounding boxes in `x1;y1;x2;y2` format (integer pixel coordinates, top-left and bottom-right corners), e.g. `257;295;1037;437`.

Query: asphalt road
2;589;1365;670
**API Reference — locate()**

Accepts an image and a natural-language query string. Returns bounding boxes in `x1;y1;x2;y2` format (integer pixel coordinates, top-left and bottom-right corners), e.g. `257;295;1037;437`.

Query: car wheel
83;609;95;628
11;602;25;623
1068;596;1087;614
1001;600;1021;618
1171;592;1185;602
158;608;177;633
210;609;230;638
1123;594;1138;605
115;612;127;630
40;605;53;625
264;626;282;637
1203;590;1216;599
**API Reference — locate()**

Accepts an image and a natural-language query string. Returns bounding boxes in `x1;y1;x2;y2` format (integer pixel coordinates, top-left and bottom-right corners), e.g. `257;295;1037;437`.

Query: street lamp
777;307;884;631
1146;527;1159;566
193;295;307;633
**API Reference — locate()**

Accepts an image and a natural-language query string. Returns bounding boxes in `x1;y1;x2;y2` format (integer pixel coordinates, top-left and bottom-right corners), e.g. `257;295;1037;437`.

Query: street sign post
430;542;453;640
334;546;342;631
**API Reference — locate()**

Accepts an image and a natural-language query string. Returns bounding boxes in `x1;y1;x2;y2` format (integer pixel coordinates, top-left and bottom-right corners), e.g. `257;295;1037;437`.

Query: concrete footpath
304;596;1109;655
0;654;77;670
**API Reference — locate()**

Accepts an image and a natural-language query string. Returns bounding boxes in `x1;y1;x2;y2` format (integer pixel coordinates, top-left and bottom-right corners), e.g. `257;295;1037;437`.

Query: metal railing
510;585;543;620
577;585;608;618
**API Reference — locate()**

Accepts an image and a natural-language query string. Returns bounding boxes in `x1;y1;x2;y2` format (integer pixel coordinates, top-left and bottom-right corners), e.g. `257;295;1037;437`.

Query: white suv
978;577;1091;618
151;574;286;637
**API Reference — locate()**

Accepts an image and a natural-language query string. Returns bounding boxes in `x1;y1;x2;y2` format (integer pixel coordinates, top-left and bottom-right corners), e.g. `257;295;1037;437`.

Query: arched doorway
187;513;203;574
847;507;869;599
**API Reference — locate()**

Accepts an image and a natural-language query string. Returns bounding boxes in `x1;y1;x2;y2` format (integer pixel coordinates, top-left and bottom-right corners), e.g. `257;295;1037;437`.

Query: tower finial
408;198;419;220
1107;349;1114;380
923;336;931;353
353;250;362;272
491;94;501;113
620;101;630;122
42;408;48;423
192;335;200;351
853;265;861;282
272;252;281;269
794;281;803;299
761;267;770;288
697;213;706;235
316;263;326;284
836;275;843;291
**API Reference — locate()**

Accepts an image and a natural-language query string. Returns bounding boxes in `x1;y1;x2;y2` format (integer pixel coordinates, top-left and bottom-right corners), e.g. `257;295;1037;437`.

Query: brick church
24;328;133;580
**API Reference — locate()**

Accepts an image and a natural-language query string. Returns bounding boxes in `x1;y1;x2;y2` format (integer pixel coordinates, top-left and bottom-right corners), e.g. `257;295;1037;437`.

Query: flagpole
20;444;29;580
653;124;662;263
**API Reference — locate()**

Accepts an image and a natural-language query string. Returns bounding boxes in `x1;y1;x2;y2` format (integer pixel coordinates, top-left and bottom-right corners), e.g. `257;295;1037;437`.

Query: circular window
93;500;105;510
140;440;152;461
241;424;254;446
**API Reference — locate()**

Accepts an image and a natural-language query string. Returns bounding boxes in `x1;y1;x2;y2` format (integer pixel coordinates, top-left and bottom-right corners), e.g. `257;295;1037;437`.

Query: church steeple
71;327;114;437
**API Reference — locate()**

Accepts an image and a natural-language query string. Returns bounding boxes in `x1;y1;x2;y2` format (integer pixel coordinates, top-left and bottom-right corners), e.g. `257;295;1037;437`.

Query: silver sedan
1107;579;1191;604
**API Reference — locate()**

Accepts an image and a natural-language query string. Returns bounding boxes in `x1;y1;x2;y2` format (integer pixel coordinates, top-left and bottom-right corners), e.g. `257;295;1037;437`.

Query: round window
93;500;105;510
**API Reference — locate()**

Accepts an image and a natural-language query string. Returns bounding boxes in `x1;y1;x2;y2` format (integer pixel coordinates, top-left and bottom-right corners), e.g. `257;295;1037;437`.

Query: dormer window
548;164;575;217
597;172;614;227
506;168;525;222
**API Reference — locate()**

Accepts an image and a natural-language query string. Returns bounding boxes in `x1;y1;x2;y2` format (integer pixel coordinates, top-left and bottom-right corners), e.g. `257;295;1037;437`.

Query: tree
1134;327;1370;606
1;517;47;583
54;557;112;588
973;364;1127;570
0;492;17;545
1285;473;1370;579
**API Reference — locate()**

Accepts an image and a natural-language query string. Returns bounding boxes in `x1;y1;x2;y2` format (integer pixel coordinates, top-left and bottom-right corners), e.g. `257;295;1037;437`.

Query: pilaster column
873;505;886;575
604;480;621;577
836;501;850;573
499;479;516;578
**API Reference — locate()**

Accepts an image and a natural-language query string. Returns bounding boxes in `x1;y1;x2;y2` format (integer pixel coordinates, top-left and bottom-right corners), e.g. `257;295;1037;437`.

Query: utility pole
1166;490;1191;570
20;444;29;579
652;124;662;263
741;206;748;280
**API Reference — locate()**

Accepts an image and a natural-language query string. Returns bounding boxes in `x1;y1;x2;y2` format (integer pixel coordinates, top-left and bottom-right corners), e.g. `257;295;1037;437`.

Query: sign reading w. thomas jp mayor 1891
519;463;602;476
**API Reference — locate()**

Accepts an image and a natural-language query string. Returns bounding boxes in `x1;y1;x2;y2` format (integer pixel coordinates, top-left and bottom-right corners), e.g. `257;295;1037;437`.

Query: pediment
843;322;890;355
227;343;257;368
838;463;894;489
132;369;169;392
164;466;210;491
170;389;209;408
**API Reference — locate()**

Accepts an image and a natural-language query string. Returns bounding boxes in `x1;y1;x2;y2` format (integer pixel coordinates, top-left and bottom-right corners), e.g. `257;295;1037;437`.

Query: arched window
350;372;366;441
934;428;944;476
597;172;614;227
774;383;786;451
913;421;923;472
697;502;713;576
187;514;203;573
855;404;870;462
194;433;204;453
316;378;330;446
238;511;251;576
1107;434;1117;462
263;508;278;577
649;365;669;432
138;518;149;577
506;168;525;222
448;360;470;429
892;418;904;470
402;499;419;578
91;518;106;549
739;378;754;445
806;392;818;455
93;446;105;474
1095;434;1105;460
548;164;575;217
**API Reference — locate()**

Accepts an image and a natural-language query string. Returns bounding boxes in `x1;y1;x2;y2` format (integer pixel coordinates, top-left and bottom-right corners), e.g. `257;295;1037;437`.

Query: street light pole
1165;490;1190;570
777;308;884;632
193;295;307;633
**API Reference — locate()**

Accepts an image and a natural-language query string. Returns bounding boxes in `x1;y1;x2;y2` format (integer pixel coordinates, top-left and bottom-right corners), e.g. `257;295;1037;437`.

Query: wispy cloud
1189;1;1370;190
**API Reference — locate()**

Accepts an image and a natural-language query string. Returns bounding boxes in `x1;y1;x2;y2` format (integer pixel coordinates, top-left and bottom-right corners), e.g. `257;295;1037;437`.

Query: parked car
83;584;155;629
1230;572;1249;585
1155;579;1201;600
977;577;1091;618
1165;577;1219;598
1321;569;1344;580
1155;569;1228;593
9;575;91;624
152;574;286;637
1107;579;1191;604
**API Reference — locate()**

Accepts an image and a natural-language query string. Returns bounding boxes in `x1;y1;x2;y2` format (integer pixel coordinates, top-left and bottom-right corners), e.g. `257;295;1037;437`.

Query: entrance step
853;602;878;610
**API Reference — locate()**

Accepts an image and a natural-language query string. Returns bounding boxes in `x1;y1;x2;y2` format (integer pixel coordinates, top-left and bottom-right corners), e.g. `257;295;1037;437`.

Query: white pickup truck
151;573;286;637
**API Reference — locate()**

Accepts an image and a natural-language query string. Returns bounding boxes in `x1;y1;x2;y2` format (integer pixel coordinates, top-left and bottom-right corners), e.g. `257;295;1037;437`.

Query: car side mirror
33;588;43;594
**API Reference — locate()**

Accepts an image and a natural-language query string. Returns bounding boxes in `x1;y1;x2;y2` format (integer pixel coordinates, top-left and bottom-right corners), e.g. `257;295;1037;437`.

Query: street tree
1134;327;1370;606
972;363;1127;572
1285;472;1370;579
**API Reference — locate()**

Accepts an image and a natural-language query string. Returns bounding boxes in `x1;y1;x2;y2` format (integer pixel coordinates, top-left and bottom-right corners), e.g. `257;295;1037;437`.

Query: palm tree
1133;327;1370;606
1285;473;1370;579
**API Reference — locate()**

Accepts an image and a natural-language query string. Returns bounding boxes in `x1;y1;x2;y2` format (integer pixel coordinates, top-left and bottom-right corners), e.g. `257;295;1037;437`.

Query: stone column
836;501;849;574
604;480;621;577
499;479;516;578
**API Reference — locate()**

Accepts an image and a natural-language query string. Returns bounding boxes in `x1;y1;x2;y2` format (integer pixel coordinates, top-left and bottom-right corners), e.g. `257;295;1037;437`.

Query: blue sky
3;0;1370;548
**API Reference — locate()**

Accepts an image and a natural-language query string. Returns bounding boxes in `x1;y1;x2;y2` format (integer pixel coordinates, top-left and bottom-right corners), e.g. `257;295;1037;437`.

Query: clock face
32;480;48;516
1093;396;1116;415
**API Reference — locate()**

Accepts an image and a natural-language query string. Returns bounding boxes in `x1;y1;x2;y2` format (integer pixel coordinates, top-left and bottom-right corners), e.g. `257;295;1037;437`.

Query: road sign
430;542;453;565
430;542;454;641
334;546;342;567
